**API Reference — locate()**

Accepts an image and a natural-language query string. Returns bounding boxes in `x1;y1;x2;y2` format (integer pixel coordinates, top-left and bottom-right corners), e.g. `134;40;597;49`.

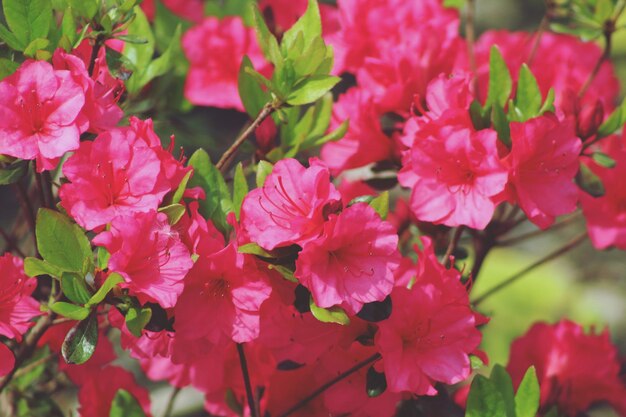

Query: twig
441;227;464;267
528;14;549;65
13;182;37;254
237;343;259;417
278;353;382;417
579;25;613;98
216;103;275;173
162;386;181;417
473;233;587;305
497;213;581;246
88;35;105;77
11;352;56;380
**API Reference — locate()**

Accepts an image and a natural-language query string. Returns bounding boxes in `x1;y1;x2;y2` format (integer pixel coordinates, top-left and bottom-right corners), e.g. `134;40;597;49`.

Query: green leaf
24;257;63;278
49;302;90;320
282;0;322;52
110;389;147;417
470;100;491;130
158;204;186;225
125;305;152;337
134;24;183;90
513;64;542;121
23;38;49;58
187;149;234;234
252;4;282;65
61;7;77;46
170;170;193;205
0;58;20;80
97;246;110;271
492;103;511;147
369;192;389;220
256;160;274;188
366;366;387;398
597;97;626;137
238;242;274;258
470;355;485;370
61;272;92;305
61;312;98;365
36;209;92;273
576;162;605;197
3;0;52;48
68;0;99;19
239;55;270;118
515;366;540;417
592;152;616;168
466;375;507;417
538;88;556;115
286;75;341;106
486;46;513;108
443;0;465;9
309;298;350;325
267;264;298;283
124;6;157;93
310;119;349;148
233;162;249;220
0;23;25;51
86;272;124;307
0;160;28;185
490;365;516;417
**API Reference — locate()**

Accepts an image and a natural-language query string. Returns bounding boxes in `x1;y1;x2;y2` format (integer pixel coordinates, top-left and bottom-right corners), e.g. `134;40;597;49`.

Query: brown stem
11;352;56;380
497;213;581;246
473;233;587;305
470;233;495;282
278;353;382;417
88;35;105;77
216;103;275;173
162;386;181;417
441;226;464;267
13;181;37;254
528;13;549;65
579;26;613;99
237;343;259;417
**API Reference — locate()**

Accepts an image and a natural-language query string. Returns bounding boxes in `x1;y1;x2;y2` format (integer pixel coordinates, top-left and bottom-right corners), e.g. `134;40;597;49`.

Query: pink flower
60;119;183;231
504;115;582;229
0;254;41;341
375;257;483;395
240;158;342;250
174;243;272;344
507;320;626;416
398;115;508;229
295;203;400;314
0;60;85;172
52;49;123;134
580;134;626;249
77;366;152;417
321;88;393;174
182;16;268;111
93;211;193;308
0;343;14;377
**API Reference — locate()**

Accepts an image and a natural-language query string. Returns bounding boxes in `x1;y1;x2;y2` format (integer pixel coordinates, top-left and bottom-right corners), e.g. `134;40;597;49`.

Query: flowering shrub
0;0;625;416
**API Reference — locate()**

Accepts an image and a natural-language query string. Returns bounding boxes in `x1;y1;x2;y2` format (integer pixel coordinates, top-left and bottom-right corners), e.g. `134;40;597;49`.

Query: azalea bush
1;0;626;416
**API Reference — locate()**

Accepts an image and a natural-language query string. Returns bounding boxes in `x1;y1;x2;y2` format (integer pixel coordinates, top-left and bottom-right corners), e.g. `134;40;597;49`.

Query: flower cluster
1;0;626;416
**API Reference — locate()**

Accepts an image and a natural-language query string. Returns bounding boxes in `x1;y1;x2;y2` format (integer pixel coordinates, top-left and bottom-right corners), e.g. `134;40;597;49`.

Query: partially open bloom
0;60;85;171
0;254;41;341
375;247;483;395
504;115;582;229
93;211;193;308
295;203;400;314
182;17;268;111
240;158;342;250
507;320;626;416
398;115;508;229
580;134;626;249
174;244;272;344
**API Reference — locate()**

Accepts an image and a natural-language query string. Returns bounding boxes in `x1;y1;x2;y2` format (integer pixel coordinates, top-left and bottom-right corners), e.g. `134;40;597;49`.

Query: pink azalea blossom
174;243;272;344
0;254;41;341
77;365;152;417
398;115;508;229
375;252;483;395
93;211;193;308
240;158;342;250
0;60;85;171
182;16;268;111
60;119;184;231
580;134;626;249
507;320;626;416
52;49;123;133
295;203;400;314
504;115;582;229
141;0;204;23
321;88;393;174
